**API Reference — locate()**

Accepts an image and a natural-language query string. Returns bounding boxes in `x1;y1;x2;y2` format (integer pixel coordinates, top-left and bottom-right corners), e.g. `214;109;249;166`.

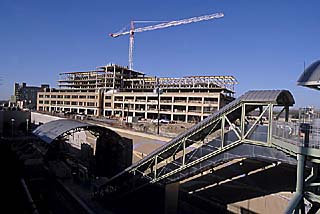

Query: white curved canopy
33;119;96;144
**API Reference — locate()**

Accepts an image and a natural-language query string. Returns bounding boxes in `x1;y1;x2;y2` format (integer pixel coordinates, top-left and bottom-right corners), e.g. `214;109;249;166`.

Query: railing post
182;140;186;166
221;115;225;148
154;155;158;179
267;104;273;145
240;103;246;140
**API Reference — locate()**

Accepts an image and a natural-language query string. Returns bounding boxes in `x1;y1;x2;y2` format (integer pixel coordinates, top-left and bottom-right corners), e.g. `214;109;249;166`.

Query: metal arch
33;119;122;145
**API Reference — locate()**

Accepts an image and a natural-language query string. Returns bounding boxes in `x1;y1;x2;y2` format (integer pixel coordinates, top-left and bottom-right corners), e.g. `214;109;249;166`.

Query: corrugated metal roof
33;119;95;144
240;90;295;105
297;60;320;89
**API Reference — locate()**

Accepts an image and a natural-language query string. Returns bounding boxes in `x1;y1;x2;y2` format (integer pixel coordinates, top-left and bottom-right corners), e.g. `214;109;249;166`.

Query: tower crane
109;12;224;70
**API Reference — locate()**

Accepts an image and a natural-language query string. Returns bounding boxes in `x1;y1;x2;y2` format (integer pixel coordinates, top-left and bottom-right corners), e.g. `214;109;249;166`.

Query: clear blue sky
1;0;319;107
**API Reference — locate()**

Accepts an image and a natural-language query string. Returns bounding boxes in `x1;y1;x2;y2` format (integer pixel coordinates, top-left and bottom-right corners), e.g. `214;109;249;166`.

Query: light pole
154;77;163;135
26;118;29;133
11;118;15;137
157;85;160;135
126;102;130;124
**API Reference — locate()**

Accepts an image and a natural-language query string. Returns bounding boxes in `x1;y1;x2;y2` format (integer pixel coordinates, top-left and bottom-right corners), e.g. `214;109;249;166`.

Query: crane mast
110;12;224;70
129;21;134;72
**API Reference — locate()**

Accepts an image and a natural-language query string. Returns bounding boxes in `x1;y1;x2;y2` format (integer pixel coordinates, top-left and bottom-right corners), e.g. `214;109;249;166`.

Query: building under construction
37;64;237;122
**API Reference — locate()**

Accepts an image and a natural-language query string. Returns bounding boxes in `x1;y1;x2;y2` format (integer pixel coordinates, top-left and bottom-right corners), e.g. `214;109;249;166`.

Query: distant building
0;100;8;106
10;82;49;110
37;64;237;122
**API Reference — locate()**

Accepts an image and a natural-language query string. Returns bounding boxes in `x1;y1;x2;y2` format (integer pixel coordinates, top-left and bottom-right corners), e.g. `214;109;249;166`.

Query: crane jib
109;12;224;69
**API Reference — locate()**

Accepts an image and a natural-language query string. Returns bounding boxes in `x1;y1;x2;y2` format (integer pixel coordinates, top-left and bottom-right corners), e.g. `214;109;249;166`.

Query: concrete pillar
145;96;148;119
165;182;179;214
186;97;189;123
171;98;174;121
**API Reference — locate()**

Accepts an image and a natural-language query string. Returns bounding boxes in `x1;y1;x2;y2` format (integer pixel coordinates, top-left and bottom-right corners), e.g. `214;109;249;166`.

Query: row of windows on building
39;94;97;99
109;103;217;113
107;96;218;103
39;100;96;107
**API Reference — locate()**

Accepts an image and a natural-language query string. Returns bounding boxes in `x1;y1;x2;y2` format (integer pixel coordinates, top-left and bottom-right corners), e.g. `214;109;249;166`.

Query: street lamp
153;77;163;134
26;118;29;133
11;118;15;137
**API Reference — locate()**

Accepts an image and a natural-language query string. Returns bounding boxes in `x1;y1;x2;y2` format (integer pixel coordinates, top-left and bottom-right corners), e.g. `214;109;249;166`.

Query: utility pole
157;77;160;135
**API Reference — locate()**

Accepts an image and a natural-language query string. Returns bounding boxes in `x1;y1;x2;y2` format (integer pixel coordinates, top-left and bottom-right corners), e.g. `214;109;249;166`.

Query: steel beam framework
131;103;275;184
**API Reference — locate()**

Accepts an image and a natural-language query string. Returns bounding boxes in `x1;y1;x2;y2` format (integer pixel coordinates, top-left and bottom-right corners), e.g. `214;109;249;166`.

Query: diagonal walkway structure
97;90;320;213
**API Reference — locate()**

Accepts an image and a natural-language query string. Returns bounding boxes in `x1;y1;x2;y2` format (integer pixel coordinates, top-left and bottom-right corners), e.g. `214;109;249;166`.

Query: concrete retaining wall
31;112;65;125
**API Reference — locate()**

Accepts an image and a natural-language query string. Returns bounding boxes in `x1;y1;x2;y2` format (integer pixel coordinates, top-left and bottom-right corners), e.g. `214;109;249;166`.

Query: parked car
151;118;170;124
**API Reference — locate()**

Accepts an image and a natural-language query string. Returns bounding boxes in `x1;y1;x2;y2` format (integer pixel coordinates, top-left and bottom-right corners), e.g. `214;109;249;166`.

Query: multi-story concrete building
37;64;237;122
11;82;49;110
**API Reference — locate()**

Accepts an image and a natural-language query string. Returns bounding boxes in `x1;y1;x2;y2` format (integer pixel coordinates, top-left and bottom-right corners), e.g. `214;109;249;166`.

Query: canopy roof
297;60;320;90
33;119;96;144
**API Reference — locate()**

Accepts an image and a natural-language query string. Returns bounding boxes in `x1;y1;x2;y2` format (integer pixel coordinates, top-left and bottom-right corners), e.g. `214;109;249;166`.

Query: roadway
85;119;172;163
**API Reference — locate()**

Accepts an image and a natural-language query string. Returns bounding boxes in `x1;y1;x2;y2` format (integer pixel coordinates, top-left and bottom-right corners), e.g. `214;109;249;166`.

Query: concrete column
186;97;189;122
133;95;136;117
171;98;174;121
145;95;148;119
165;182;179;214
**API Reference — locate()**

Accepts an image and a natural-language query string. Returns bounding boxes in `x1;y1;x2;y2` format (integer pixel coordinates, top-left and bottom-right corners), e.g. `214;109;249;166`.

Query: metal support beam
267;104;273;145
154;155;158;179
275;106;286;121
243;105;269;139
221;115;225;148
241;103;246;139
150;139;242;183
285;106;290;122
182;140;186;166
225;116;241;140
285;153;306;214
286;149;307;214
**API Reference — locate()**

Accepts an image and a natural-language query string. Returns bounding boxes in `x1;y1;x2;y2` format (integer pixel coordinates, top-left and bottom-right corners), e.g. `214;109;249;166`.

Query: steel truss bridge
98;90;320;214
